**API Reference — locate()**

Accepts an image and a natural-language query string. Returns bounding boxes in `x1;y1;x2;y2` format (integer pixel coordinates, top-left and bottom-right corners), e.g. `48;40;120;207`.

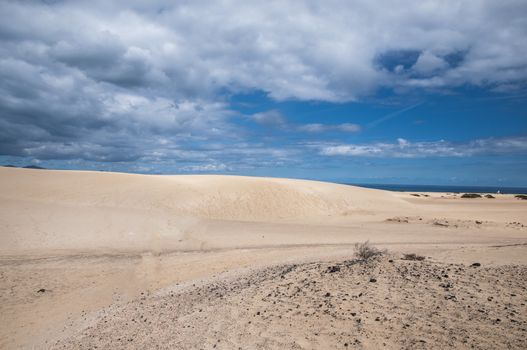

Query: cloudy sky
1;0;526;185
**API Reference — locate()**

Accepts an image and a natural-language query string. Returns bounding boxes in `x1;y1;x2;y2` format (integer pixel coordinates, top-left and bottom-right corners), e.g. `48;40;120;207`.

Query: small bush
515;194;527;200
354;241;384;260
402;253;425;261
461;193;482;198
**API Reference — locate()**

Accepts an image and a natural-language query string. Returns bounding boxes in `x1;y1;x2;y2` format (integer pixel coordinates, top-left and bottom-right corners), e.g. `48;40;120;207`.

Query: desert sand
0;167;526;349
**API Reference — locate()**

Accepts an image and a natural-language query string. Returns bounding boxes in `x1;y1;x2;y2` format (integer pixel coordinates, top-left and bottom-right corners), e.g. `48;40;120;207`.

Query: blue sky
226;87;527;185
1;1;526;186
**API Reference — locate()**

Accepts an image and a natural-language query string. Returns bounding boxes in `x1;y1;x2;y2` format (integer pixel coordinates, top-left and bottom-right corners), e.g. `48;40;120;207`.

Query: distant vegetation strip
352;183;527;195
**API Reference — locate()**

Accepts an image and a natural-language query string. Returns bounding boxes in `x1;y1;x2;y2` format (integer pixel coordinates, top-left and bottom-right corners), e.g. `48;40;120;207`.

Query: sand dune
0;167;410;254
0;167;407;220
0;167;526;349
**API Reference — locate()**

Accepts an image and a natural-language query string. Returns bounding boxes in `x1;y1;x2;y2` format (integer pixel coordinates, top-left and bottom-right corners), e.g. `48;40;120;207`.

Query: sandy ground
0;167;526;349
53;256;527;350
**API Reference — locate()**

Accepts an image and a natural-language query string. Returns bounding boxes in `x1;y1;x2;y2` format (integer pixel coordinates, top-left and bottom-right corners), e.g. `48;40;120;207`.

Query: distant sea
348;183;527;195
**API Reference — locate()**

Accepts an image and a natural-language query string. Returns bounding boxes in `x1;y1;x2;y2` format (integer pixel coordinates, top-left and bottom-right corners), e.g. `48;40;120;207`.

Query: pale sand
0;167;526;349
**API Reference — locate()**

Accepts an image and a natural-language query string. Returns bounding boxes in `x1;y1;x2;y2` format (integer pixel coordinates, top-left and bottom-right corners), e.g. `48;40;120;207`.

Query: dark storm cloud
0;0;526;168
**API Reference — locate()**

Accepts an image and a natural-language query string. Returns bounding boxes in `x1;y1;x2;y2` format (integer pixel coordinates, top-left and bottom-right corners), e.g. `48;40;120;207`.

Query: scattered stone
326;266;340;273
369;278;377;283
445;294;457;300
402;253;425;261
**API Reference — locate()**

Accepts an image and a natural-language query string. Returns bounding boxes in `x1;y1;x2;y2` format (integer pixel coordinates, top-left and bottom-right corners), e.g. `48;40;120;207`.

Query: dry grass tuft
354;241;384;260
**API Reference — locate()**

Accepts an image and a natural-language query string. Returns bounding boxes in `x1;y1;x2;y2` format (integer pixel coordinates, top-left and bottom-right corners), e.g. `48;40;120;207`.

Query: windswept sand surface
0;167;526;349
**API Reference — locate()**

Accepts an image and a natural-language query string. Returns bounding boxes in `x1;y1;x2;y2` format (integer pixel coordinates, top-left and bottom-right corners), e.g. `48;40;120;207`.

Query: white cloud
412;51;448;74
298;123;361;133
319;137;527;158
249;111;361;133
1;0;526;105
180;163;228;172
338;123;362;132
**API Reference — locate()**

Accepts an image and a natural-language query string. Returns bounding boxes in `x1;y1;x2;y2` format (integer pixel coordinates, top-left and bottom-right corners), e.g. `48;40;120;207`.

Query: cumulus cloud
411;51;448;75
0;1;526;169
319;137;527;158
2;1;526;101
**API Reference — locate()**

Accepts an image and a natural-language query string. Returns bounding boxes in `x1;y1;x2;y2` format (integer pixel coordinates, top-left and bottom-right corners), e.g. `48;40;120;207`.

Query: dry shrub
461;193;482;198
354;241;384;260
